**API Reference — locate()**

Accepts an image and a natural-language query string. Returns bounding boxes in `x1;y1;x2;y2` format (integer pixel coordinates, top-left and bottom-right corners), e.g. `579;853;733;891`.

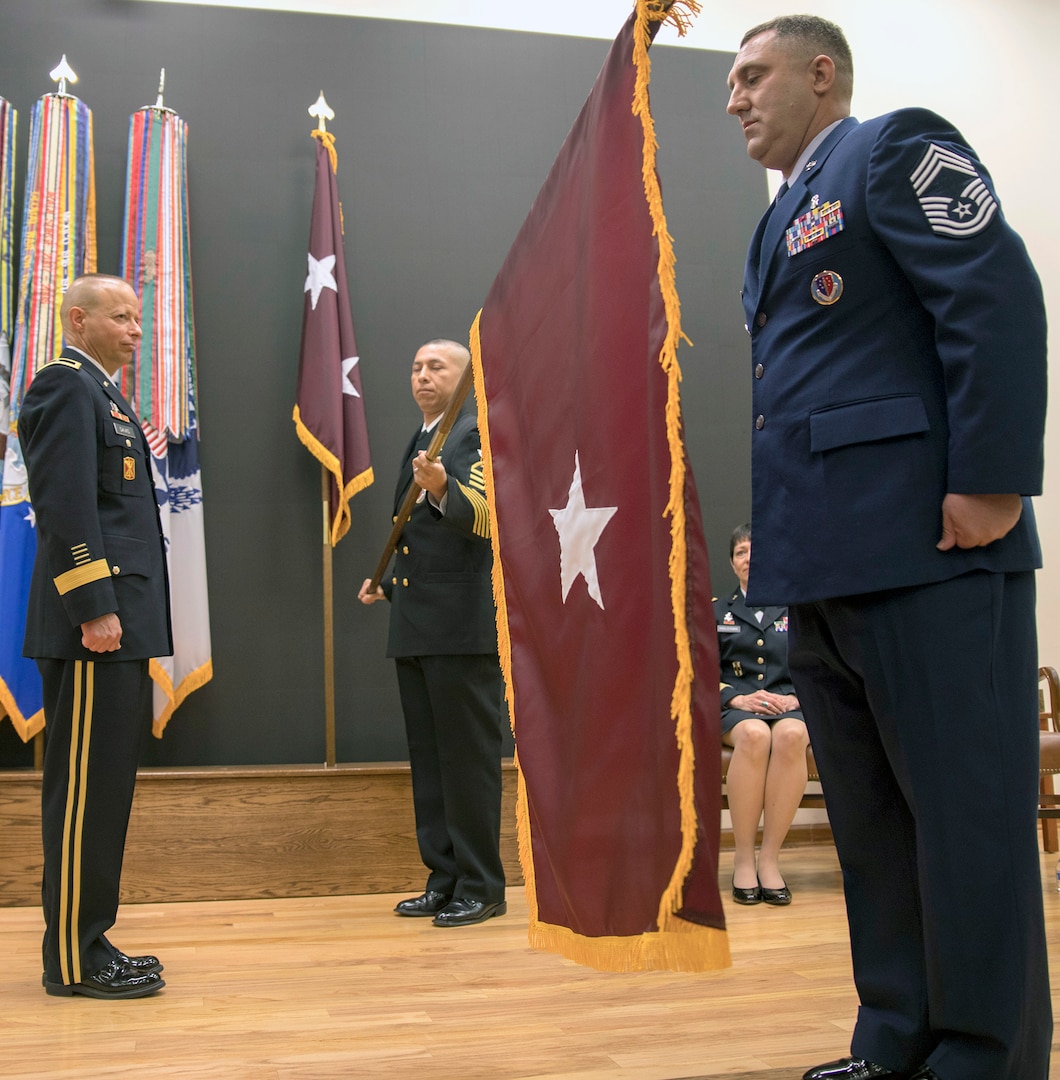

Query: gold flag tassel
632;0;725;966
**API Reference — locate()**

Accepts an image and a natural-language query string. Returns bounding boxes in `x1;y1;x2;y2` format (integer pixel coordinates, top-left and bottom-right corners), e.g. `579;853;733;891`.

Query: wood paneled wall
0;762;832;907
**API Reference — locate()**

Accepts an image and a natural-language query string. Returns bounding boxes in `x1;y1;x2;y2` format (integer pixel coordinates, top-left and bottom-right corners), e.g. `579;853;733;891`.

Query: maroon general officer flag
293;131;373;543
470;0;728;972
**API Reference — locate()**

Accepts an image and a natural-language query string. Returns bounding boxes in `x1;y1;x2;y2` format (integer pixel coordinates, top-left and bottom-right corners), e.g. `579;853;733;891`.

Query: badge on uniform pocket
811;270;844;305
123;456;136;481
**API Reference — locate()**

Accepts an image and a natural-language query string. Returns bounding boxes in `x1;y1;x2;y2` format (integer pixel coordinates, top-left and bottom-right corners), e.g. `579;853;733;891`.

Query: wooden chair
1038;665;1060;852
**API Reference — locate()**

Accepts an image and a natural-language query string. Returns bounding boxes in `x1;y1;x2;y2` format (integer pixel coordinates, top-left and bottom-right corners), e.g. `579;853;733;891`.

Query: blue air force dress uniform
19;348;172;990
714;589;802;733
384;410;506;905
741;110;1050;1078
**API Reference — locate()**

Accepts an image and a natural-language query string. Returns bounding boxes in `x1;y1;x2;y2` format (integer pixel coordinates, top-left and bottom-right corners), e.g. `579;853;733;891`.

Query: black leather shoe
432;898;507;926
803;1058;909;1080
731;878;762;905
44;958;165;999
760;883;792;905
114;949;164;975
394;890;452;917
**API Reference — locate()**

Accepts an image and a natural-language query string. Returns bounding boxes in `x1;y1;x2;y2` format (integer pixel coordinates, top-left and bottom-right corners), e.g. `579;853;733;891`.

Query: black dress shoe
113;949;164;975
803;1057;909;1079
760;883;792;905
394;890;452;917
731;877;762;905
432;898;507;927
44;958;165;999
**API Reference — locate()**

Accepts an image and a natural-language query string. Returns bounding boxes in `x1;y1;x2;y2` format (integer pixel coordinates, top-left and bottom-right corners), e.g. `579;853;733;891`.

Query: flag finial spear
49;55;78;97
141;68;176;115
308;91;335;134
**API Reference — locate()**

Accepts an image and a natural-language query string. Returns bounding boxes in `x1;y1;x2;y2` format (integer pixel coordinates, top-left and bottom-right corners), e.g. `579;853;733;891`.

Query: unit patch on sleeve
909;143;998;238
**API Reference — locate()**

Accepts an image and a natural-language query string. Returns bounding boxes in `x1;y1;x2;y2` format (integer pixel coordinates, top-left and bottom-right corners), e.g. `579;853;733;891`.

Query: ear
809;53;836;97
67;305;87;331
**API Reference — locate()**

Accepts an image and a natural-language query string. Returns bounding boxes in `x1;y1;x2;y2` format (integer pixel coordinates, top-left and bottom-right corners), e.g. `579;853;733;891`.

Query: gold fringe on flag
633;0;703;934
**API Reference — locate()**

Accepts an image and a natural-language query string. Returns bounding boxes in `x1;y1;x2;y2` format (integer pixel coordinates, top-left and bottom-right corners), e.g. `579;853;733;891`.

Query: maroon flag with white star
293;132;373;544
469;0;727;972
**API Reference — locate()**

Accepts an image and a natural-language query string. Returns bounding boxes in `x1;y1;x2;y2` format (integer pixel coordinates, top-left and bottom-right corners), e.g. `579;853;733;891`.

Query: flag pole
367;361;474;593
321;466;337;766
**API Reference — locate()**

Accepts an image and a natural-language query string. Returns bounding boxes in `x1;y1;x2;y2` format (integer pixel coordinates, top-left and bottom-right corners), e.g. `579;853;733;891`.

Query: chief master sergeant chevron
19;273;172;999
725;14;1050;1080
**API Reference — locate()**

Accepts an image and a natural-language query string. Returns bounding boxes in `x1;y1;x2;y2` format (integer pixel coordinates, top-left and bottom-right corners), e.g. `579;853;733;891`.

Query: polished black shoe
432;898;507;927
760;883;792;906
113;949;164;975
803;1058;910;1080
394;890;452;917
731;877;762;905
44;958;165;999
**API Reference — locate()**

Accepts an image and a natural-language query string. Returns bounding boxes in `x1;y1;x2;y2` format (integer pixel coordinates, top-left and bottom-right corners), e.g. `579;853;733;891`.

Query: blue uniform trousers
789;570;1050;1079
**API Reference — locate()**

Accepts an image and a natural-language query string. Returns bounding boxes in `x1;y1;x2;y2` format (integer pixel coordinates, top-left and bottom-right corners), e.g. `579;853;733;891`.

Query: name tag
112;421;137;439
786;200;844;257
717;624;740;634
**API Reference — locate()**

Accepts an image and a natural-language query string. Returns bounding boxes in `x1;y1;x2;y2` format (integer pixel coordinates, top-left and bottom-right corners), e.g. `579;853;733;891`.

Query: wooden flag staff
309;90;337;766
366;360;474;593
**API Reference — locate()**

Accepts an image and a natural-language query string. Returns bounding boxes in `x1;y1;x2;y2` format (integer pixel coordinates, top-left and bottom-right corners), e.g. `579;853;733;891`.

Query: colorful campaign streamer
0;91;96;741
120;103;212;735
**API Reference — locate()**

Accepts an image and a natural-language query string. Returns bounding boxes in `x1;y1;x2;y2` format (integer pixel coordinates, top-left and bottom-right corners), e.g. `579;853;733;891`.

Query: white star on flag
549;451;617;610
305;252;337;310
341;356;361;397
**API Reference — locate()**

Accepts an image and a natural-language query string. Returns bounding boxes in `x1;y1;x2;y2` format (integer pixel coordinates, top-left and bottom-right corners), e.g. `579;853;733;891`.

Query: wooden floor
2;846;1059;1080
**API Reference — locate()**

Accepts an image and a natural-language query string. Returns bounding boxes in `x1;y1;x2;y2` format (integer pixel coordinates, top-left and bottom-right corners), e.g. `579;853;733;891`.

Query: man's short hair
741;14;853;88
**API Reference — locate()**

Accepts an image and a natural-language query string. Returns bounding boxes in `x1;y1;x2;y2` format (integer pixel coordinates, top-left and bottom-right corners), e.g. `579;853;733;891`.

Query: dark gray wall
0;0;765;767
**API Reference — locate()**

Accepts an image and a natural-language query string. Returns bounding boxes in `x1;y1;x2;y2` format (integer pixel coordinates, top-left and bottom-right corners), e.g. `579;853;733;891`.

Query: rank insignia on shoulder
786;199;843;257
811;270;844;306
123;456;136;481
110;400;131;422
47;357;81;370
910;142;997;238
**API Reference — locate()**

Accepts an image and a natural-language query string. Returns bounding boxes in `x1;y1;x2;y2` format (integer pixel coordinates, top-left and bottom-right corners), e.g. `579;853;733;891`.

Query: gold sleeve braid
54;558;112;595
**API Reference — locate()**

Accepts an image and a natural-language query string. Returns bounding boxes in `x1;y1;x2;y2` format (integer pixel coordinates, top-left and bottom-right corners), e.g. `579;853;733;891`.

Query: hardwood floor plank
2;846;1059;1079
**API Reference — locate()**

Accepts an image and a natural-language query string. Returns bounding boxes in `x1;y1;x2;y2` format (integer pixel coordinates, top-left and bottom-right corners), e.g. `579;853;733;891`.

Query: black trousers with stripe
38;657;152;985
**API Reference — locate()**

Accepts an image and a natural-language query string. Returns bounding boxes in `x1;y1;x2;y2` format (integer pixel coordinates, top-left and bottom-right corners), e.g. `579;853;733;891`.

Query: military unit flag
470;0;729;972
293;130;373;545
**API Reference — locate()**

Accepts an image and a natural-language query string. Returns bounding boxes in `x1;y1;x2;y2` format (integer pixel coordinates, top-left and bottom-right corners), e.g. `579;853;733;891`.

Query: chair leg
1041;773;1059;853
1042;815;1058;854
